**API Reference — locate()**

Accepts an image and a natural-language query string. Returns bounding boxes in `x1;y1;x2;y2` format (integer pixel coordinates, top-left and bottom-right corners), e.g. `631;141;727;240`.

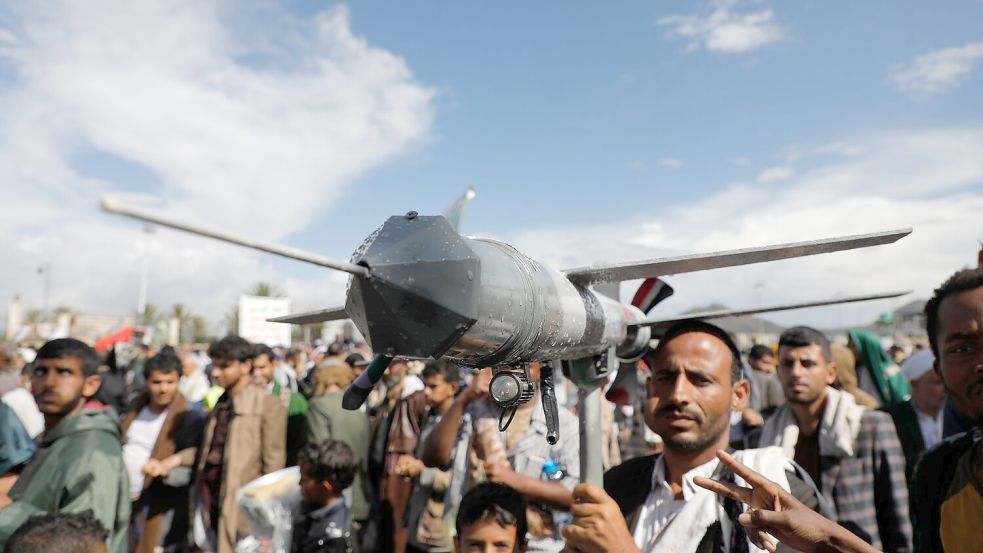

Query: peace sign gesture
693;450;881;553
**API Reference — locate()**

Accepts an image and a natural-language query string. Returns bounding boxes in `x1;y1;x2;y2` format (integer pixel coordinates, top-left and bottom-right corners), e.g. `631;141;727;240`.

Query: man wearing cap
881;349;946;486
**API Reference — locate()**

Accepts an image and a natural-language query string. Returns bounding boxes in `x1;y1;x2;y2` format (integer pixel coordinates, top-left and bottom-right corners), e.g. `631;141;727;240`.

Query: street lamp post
137;224;155;325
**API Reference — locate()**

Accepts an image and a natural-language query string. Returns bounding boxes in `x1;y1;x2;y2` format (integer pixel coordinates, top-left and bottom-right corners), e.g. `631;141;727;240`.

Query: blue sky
2;0;982;333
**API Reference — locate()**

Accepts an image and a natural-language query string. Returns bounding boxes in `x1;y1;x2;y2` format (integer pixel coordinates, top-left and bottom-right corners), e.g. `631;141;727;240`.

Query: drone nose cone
346;215;480;358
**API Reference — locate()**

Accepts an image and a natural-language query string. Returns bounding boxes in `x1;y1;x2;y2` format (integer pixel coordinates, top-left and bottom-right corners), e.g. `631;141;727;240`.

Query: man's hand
395;455;424;478
742;407;764;427
461;368;492;405
561;483;640;553
0;494;11;508
142;454;182;478
482;460;518;487
694;450;882;553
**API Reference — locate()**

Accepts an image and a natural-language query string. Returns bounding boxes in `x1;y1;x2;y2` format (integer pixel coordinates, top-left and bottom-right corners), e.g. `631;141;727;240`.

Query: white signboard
238;296;291;346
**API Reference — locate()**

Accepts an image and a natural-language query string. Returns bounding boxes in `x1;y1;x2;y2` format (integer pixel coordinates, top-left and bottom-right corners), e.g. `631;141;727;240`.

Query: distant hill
681;303;785;335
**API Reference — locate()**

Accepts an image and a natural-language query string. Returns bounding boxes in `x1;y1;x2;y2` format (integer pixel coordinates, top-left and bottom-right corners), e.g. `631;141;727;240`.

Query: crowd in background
0;267;981;553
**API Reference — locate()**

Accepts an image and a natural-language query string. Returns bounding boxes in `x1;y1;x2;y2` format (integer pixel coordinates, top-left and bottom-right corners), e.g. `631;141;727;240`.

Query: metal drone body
101;191;911;485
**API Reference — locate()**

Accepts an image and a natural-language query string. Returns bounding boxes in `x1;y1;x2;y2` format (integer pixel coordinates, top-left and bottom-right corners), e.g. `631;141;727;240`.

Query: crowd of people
0;266;981;553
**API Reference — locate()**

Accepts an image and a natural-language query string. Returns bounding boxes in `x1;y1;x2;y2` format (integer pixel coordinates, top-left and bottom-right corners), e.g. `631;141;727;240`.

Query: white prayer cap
902;349;935;382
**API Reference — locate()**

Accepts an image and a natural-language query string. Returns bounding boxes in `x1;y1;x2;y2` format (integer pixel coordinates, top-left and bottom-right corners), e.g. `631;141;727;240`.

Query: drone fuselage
343;213;649;367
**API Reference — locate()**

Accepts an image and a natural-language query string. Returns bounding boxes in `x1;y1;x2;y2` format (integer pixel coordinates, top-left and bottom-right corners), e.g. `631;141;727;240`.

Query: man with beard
0;338;130;553
562;321;824;553
758;327;910;553
191;336;286;553
912;268;983;553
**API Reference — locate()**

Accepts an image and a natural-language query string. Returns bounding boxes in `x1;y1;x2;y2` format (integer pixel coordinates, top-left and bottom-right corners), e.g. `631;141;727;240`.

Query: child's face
454;520;524;553
299;463;330;504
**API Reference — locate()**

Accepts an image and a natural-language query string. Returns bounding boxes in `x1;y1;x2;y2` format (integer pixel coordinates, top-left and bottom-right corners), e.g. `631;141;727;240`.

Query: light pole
38;263;51;321
137;224;155;325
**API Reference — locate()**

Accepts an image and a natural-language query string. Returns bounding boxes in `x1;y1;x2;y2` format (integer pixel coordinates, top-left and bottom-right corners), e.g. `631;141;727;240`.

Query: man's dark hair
778;326;832;363
421;359;460;386
925;268;983;356
4;511;108;553
298;439;357;493
144;346;182;379
252;343;275;362
650;320;744;385
36;338;100;377
456;482;527;545
207;336;253;363
748;344;774;361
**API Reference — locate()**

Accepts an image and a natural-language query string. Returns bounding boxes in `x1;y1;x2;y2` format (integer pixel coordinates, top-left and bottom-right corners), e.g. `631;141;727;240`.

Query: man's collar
651;454;720;501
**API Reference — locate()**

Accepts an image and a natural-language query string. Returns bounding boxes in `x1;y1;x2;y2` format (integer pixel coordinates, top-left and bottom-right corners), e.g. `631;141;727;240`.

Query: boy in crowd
454;483;527;553
293;440;357;553
121;346;206;553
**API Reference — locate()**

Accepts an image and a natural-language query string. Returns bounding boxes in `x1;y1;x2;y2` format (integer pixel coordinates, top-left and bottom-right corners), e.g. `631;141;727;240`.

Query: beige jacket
189;384;286;553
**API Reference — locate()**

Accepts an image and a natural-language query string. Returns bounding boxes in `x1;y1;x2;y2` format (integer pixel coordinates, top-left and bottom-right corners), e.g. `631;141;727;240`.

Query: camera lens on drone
490;373;520;404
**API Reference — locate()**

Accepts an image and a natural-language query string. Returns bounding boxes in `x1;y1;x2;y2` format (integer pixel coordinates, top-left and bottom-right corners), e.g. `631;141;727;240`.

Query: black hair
421;359;460;386
327;342;345;356
748;344;774;361
144;346;182;379
456;482;527;545
36;338;100;377
925;268;983;356
298;439;357;493
651;320;744;385
252;343;275;362
4;510;108;553
778;326;832;363
207;336;253;363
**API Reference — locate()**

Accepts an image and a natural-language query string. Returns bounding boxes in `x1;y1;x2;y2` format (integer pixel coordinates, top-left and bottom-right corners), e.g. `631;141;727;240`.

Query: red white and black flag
631;277;674;314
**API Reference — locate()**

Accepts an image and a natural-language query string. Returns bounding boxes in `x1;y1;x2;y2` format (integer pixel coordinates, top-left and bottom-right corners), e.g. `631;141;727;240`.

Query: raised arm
420;368;490;467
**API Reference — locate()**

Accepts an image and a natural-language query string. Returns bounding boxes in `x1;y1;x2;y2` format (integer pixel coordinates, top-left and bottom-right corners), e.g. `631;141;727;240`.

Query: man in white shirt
562;320;824;553
121;347;206;553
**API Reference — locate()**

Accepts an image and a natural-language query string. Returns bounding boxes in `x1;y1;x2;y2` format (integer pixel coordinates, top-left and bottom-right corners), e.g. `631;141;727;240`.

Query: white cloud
659;158;684;169
0;1;433;327
658;0;783;54
891;42;983;94
509;127;983;328
756;166;793;183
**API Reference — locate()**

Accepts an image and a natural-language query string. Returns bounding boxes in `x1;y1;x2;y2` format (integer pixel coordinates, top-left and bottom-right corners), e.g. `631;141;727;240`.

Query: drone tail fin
442;187;476;232
267;306;348;325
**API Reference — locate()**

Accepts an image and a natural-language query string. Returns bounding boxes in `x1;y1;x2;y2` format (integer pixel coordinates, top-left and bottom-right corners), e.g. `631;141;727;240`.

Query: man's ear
82;374;102;398
731;379;750;411
243;358;253;374
320;480;335;497
825;362;838;386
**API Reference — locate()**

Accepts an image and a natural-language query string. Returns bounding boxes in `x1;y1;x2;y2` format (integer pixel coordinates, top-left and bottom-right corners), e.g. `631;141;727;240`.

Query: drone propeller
101;197;369;277
564;228;912;285
628;290;910;328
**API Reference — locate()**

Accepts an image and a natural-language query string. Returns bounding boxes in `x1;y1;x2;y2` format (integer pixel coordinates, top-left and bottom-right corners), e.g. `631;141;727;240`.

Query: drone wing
267;306;348;325
628;290;910;328
564;228;911;285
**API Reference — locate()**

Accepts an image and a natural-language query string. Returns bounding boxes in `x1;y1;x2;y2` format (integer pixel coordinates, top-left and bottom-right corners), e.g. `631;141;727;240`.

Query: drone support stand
560;346;617;487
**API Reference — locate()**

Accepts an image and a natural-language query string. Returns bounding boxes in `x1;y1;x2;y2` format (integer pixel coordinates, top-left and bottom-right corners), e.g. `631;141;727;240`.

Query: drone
102;189;910;485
